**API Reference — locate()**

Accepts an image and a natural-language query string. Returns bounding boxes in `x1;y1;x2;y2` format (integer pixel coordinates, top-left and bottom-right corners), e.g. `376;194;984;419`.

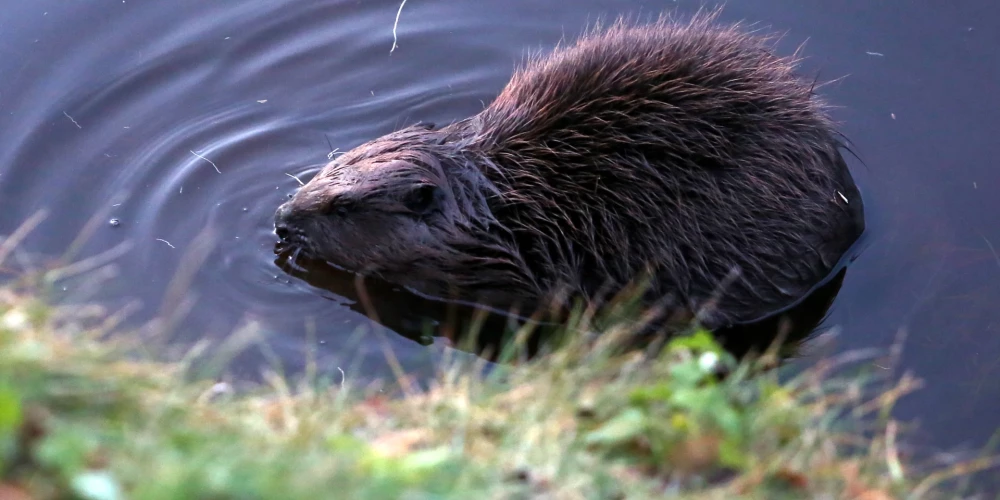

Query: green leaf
629;383;672;406
0;386;22;434
712;404;744;439
400;446;455;473
669;360;711;387
717;438;749;469
35;427;96;474
667;330;723;354
583;407;647;446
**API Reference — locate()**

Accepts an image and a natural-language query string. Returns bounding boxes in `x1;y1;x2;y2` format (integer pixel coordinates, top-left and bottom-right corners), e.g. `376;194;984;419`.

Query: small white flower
1;310;27;330
71;471;123;500
210;382;233;396
698;351;719;372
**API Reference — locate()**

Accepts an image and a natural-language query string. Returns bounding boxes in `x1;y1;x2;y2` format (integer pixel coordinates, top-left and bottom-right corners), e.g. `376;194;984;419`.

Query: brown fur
274;13;866;331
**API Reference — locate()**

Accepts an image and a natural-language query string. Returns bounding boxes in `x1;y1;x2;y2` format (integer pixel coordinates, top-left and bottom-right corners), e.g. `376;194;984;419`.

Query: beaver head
274;123;537;308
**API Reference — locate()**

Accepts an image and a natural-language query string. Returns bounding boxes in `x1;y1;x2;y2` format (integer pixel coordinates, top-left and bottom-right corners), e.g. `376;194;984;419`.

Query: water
1;0;998;466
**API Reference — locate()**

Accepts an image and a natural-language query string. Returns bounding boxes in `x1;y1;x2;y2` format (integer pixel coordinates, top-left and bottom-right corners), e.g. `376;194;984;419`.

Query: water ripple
0;0;529;377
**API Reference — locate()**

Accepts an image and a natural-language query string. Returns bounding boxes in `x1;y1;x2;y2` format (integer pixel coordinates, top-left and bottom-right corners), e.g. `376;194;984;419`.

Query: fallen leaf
669;434;722;473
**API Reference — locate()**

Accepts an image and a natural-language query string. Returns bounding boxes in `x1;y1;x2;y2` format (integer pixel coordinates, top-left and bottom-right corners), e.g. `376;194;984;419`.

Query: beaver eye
403;184;444;216
326;202;350;217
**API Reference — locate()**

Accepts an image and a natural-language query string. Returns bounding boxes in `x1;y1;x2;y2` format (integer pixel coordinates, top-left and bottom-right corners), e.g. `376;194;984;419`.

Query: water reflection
275;243;853;363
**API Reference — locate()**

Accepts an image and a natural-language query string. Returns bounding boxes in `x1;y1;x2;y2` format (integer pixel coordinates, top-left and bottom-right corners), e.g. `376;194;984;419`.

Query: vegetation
0;242;996;498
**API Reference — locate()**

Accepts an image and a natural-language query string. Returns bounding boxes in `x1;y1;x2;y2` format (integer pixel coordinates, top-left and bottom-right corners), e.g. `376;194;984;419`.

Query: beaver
273;12;867;337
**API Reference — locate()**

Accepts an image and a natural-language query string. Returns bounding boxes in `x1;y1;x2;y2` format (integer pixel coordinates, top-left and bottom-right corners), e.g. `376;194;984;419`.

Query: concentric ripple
0;0;569;379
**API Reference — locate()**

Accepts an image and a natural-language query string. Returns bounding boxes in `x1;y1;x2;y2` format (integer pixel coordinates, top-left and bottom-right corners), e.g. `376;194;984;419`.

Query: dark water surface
1;0;998;463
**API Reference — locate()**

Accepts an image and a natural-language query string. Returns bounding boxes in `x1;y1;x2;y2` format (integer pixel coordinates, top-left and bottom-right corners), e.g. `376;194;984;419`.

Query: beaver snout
273;202;296;241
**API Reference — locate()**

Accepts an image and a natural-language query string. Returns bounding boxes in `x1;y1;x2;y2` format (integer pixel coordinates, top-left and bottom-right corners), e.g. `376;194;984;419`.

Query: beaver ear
403;183;445;216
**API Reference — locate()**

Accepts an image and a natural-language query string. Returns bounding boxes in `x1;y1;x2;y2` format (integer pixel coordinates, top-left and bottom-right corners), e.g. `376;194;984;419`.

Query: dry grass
0;276;996;499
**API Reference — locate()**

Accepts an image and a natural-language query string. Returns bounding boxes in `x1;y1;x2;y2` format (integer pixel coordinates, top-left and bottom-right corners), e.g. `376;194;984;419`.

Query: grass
0;265;998;499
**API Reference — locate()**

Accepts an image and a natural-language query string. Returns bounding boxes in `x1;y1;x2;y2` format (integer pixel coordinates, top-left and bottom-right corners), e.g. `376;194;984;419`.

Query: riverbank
0;278;995;499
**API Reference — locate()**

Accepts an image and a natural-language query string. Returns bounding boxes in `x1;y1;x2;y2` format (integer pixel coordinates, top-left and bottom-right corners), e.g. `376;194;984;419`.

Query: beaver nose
274;203;294;240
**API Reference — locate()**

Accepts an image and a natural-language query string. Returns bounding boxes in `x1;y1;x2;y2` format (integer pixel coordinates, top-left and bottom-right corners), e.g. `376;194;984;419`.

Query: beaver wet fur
274;13;866;332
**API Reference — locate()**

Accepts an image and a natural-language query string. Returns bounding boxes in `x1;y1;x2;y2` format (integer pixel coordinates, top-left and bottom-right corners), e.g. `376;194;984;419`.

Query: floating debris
190;150;221;173
155;239;176;249
390;0;408;54
63;111;82;129
865;51;885;57
108;218;121;227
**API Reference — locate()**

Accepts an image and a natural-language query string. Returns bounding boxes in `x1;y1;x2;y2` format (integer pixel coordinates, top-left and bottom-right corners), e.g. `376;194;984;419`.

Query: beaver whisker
284;172;305;186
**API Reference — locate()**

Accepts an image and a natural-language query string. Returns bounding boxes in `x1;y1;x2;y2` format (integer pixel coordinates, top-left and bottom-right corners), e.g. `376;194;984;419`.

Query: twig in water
154;226;219;342
0;210;49;267
63;111;82;129
47;240;134;283
155;238;176;249
285;173;305;186
190;150;221;173
390;0;408;54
